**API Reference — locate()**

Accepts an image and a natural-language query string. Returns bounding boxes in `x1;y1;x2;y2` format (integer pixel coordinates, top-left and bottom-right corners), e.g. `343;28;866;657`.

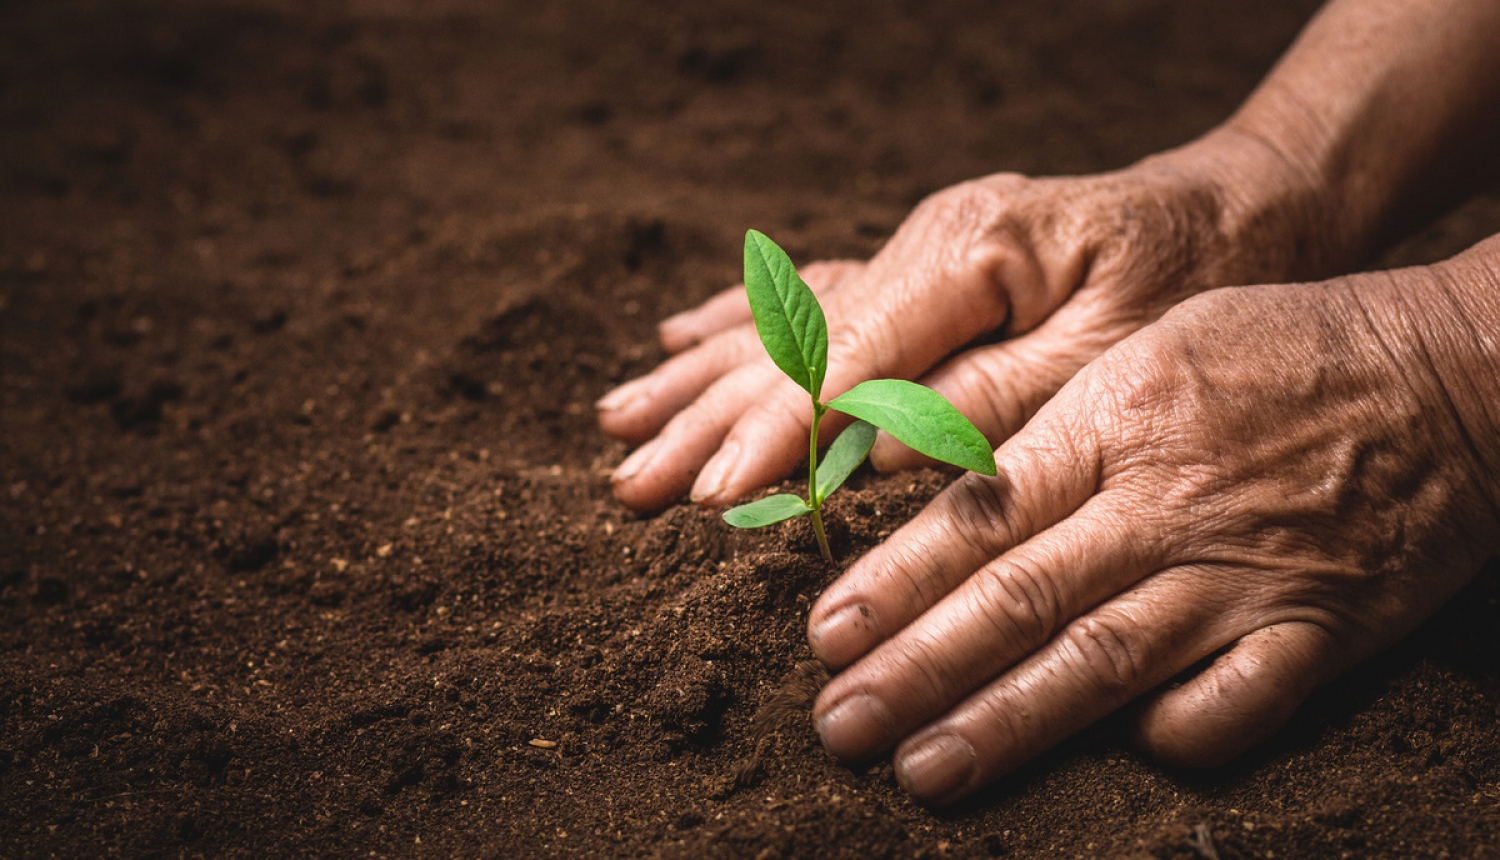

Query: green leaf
815;420;876;503
723;493;811;529
744;230;828;398
828;379;997;476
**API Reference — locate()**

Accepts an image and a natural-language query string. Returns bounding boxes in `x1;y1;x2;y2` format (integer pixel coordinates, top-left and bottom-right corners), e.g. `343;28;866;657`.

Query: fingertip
1131;693;1249;769
657;313;698;353
690;389;820;506
808;602;881;668
814;691;898;762
598;411;653;446
610;467;689;513
659;285;755;354
688;440;738;505
609;437;700;512
895;731;978;806
609;442;671;512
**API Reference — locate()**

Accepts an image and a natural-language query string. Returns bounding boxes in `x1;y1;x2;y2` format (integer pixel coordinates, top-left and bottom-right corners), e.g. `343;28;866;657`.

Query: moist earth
3;1;1500;857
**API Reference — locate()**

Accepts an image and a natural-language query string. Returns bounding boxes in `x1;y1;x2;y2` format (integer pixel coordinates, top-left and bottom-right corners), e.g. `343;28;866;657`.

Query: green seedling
723;230;997;561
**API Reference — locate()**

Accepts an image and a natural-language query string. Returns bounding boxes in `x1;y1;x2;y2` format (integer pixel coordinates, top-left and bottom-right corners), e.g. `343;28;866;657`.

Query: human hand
599;133;1318;511
806;249;1500;805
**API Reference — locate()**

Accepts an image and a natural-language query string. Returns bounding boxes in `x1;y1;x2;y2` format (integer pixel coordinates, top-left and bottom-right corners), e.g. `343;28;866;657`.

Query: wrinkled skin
597;0;1500;806
599;140;1310;512
807;249;1500;804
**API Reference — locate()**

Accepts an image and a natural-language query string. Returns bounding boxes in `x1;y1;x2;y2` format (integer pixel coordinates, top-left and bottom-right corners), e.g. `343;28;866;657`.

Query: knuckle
800;259;861;291
908;180;1013;244
662;398;726;443
1061;613;1150;697
666;367;770;438
1096;337;1186;413
726;383;810;445
944;472;1025;556
915;181;989;223
880;538;950;607
700;324;764;368
1079;341;1196;463
891;630;970;706
971;557;1063;647
1161;286;1236;326
967;696;1034;766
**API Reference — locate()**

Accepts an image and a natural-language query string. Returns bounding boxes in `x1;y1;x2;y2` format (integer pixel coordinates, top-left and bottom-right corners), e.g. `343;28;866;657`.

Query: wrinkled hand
807;250;1500;805
599;135;1307;511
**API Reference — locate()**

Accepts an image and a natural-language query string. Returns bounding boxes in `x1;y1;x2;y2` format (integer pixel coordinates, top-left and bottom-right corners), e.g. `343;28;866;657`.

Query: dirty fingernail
896;733;976;804
809;604;879;668
612;439;661;483
690;441;738;503
816;693;896;761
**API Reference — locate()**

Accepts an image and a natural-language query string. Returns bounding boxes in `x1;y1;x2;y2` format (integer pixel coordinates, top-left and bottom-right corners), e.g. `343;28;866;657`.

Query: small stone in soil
528;739;558;749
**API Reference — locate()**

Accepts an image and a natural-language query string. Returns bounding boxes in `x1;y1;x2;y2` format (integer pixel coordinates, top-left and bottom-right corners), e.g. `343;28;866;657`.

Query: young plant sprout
722;230;997;561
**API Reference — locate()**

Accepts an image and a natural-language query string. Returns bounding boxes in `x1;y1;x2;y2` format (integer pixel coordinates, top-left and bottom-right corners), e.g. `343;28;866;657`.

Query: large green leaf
743;230;827;398
815;420;876;503
828;379;997;476
722;493;811;529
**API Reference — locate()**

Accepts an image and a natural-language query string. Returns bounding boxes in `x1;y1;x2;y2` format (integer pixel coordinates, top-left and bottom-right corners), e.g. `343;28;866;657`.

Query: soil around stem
4;0;1500;857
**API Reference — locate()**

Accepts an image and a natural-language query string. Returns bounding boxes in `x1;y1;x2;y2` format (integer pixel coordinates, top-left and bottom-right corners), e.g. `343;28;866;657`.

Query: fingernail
596;379;647;412
690;441;738;503
612;439;661;483
815;693;896;761
658;313;689;338
809;604;879;667
896;733;976;804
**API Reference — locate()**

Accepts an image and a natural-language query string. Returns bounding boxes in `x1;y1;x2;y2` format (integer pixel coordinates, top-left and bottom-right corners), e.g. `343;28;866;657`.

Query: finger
812;491;1163;763
808;406;1101;669
887;571;1235;806
684;371;831;505
658;260;864;353
603;261;867;442
871;301;1131;472
688;266;1012;506
1130;622;1337;768
610;363;788;511
597;326;764;443
658;286;753;354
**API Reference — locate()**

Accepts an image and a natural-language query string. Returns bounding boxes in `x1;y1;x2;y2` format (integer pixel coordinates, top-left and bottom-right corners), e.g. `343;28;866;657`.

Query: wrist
1428;237;1500;491
1136;126;1357;287
1356;239;1500;549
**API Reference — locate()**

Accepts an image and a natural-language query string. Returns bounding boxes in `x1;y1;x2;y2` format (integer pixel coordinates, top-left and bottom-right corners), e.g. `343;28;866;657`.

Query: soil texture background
4;1;1500;857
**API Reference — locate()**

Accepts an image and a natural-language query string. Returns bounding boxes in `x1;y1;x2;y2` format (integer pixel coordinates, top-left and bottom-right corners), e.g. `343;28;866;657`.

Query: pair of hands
597;147;1500;804
601;148;1269;511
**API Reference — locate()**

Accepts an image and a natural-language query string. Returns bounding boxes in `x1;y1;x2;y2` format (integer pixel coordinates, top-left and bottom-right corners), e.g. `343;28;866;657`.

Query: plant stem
809;401;832;563
810;507;831;564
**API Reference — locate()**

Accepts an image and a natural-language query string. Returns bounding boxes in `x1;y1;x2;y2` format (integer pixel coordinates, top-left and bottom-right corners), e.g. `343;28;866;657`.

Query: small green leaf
829;379;997;476
744;230;828;398
815;420;876;503
723;493;811;529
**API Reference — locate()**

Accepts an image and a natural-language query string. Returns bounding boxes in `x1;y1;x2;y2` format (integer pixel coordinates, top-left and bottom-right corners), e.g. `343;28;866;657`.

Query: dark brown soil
4;1;1500;857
